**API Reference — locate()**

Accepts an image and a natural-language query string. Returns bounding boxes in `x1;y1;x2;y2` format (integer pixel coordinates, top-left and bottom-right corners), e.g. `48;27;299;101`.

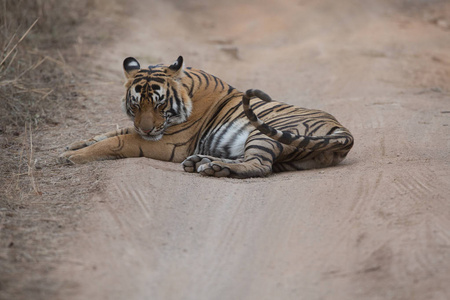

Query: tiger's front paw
182;155;213;173
59;150;90;165
65;133;110;151
197;162;231;177
59;150;76;165
65;139;96;151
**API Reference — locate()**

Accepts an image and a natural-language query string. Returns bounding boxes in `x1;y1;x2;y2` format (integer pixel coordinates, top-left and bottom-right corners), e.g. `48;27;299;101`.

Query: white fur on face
152;87;165;103
130;88;140;104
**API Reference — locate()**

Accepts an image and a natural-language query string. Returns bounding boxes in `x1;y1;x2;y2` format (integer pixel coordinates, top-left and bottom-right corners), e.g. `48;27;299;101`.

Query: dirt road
52;0;450;299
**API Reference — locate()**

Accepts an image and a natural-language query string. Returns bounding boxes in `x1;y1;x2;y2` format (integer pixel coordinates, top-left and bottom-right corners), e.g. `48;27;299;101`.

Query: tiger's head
122;56;192;141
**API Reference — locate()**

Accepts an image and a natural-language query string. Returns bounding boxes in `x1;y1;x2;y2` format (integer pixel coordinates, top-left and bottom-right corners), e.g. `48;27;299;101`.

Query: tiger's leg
60;132;171;164
273;151;348;172
189;133;286;178
66;127;135;150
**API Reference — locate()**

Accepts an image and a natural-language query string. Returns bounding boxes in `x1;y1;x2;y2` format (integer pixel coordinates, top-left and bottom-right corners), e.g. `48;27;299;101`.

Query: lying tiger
60;56;354;178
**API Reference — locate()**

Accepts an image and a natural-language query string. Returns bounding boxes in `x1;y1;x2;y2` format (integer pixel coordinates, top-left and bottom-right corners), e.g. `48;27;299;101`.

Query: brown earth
3;0;450;299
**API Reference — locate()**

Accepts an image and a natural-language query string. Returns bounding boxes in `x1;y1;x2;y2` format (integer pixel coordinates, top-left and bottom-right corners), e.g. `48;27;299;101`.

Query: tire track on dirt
392;168;438;201
111;179;154;222
317;160;450;299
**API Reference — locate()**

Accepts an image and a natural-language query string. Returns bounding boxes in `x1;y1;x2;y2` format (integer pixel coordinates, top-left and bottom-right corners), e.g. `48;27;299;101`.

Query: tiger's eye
135;85;142;93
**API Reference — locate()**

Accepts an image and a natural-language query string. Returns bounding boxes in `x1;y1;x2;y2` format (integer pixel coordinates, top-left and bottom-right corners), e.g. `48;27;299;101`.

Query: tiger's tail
242;89;354;151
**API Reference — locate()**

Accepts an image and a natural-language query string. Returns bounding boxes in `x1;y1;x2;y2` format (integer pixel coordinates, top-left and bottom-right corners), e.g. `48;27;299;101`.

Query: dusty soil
3;0;450;299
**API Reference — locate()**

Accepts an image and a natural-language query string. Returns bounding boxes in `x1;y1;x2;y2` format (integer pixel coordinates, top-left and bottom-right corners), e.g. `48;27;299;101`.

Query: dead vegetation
0;1;125;299
1;0;88;203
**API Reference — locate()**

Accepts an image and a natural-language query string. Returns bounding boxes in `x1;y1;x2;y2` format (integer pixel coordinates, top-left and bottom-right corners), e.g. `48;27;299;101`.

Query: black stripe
219;102;244;123
168;135;198;161
132;78;145;85
112;136;124;152
326;126;340;135
164;118;202;135
248;137;280;145
297;138;311;148
151;77;166;83
266;117;301;131
211;74;219;90
246;156;263;164
171;87;183;113
245;144;276;161
150;72;167;77
183;71;195;97
274;105;293;113
278;131;294;144
191;72;203;86
168;95;174;109
136;70;152;74
200;71;210;88
309;123;327;135
246;111;257;122
210;120;238;151
257;124;277;136
252;100;269;111
252;153;273;163
283;149;305;161
169;146;176;162
226;84;235;95
198;94;237;135
218;76;225;90
195;91;242;152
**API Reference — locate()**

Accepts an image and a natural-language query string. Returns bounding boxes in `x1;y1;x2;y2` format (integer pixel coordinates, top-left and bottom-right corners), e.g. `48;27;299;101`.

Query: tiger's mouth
135;126;165;141
134;117;171;141
140;132;164;141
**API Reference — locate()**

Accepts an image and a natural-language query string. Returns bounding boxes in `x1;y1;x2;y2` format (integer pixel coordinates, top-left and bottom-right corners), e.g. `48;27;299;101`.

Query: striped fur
242;89;354;155
60;56;354;178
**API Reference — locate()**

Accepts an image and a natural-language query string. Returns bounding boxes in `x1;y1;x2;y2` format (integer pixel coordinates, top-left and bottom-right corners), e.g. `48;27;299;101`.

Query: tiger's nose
137;117;154;133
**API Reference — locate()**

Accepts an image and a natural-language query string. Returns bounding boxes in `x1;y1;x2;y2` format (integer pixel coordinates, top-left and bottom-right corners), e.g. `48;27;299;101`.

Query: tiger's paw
197;162;231;177
58;150;91;165
59;151;76;165
65;138;97;151
182;155;231;177
182;155;214;173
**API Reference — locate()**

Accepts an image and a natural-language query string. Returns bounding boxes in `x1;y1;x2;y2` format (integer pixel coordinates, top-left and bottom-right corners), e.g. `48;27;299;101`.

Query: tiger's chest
195;118;252;159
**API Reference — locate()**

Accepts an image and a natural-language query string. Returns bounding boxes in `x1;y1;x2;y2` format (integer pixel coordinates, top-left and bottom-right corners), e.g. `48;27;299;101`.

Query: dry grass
0;0;126;298
0;1;86;131
0;0;91;222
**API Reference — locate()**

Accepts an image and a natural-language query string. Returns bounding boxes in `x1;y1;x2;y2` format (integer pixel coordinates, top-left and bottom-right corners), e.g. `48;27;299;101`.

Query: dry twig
27;123;41;195
0;18;39;67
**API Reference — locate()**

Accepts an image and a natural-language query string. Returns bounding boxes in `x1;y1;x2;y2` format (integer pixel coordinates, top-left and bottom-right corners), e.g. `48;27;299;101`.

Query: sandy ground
48;0;450;299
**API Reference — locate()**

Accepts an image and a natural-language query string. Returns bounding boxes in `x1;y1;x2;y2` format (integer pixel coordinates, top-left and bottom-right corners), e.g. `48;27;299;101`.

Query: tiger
60;56;354;178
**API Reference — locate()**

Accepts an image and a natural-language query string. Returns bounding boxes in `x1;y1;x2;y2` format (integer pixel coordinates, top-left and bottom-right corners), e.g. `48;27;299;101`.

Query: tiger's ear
166;56;184;79
123;57;140;79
